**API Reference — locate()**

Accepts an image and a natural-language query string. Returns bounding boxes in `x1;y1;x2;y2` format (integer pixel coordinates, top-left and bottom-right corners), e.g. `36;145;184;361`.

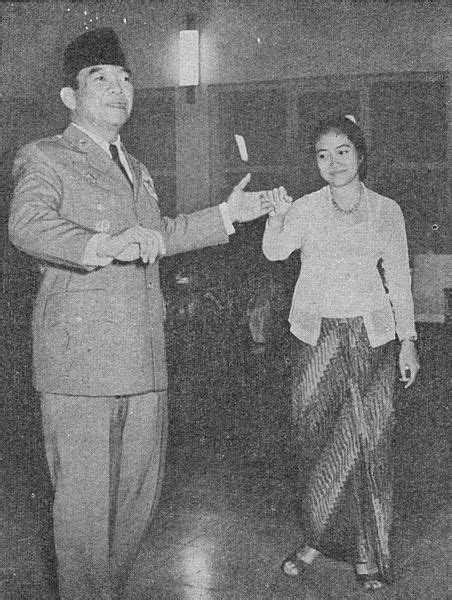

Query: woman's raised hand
266;187;293;217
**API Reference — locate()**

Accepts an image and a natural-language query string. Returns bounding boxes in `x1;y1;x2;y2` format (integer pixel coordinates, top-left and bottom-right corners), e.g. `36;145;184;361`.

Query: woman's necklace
330;186;363;215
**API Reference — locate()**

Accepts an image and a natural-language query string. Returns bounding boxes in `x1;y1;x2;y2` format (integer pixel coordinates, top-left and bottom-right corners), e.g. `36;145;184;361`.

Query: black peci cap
63;28;127;86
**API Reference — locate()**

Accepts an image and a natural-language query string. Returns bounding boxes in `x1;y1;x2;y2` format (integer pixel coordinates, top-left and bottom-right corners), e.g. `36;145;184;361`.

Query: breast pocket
61;172;133;234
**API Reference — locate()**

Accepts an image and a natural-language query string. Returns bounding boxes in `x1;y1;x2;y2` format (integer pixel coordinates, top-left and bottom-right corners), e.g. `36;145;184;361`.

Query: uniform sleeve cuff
218;202;235;235
83;233;113;268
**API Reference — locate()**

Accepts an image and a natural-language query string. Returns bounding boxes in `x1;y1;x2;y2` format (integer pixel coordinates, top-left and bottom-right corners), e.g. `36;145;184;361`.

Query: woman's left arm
382;202;420;388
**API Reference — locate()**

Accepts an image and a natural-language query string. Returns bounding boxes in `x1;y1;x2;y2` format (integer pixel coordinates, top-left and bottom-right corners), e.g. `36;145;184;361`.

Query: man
9;28;272;599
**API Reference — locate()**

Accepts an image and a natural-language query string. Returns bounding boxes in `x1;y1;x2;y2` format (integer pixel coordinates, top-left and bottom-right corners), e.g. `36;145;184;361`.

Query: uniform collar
62;123;137;189
71;122;122;156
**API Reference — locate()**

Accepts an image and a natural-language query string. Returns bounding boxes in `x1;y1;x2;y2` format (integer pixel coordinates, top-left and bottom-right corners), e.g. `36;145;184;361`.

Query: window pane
219;88;288;166
370;80;447;162
372;166;449;254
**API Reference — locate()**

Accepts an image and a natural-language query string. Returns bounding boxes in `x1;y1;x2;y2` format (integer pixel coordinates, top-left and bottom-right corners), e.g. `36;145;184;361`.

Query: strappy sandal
281;551;311;577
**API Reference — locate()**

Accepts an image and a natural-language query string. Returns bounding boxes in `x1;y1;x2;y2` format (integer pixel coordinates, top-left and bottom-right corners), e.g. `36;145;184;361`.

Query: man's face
72;64;134;132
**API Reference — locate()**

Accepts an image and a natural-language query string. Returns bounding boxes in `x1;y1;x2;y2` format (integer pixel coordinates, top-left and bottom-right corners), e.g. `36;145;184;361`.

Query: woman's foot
282;546;320;577
355;562;385;592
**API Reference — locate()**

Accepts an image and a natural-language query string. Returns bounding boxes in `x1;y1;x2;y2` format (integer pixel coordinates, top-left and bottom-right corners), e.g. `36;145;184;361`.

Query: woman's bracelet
401;336;417;342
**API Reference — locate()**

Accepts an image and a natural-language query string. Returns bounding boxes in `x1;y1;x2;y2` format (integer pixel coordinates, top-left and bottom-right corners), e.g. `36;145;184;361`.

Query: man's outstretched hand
226;173;273;223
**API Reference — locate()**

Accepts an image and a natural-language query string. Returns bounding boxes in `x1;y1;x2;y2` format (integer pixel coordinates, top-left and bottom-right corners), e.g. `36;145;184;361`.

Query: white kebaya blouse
262;185;417;347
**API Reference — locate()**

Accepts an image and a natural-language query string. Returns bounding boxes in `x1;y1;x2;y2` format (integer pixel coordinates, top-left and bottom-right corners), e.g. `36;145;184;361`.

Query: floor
1;323;449;600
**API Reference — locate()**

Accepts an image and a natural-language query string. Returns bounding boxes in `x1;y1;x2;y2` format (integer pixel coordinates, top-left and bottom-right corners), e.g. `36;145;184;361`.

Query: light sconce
179;12;199;103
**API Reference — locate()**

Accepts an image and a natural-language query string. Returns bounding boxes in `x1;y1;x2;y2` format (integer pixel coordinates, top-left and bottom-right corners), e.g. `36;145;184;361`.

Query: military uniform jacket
9;124;229;396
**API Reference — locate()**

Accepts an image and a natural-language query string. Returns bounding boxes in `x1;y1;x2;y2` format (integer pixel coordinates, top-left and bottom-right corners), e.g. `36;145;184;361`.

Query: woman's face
315;130;361;188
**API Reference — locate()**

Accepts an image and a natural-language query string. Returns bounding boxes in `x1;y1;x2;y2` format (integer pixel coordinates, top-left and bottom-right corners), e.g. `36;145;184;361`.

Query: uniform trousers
41;391;168;600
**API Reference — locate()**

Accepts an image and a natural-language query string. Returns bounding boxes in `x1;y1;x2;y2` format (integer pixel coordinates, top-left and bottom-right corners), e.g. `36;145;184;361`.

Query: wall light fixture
179;12;199;103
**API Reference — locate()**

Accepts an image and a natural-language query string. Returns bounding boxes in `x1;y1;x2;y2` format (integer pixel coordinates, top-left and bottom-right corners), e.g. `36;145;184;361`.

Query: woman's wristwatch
401;336;417;342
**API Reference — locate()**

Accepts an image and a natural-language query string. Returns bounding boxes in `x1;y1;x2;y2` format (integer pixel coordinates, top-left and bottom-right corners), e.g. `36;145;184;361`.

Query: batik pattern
291;317;396;582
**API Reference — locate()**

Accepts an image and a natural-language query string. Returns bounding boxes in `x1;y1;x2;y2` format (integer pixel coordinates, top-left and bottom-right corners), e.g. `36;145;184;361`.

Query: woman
262;115;419;592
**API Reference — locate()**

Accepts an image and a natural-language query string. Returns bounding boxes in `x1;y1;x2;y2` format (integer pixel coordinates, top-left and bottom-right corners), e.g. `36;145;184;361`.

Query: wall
1;1;450;93
1;0;450;208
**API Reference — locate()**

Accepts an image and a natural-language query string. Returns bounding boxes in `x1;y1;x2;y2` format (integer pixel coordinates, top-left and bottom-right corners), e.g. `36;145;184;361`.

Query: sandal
356;572;386;592
281;551;310;577
355;563;388;592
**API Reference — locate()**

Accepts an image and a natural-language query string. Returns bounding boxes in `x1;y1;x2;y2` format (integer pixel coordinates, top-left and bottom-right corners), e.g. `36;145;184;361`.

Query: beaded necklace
330;185;363;215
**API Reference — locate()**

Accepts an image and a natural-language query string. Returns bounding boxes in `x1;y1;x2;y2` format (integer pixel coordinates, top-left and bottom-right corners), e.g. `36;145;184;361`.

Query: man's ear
60;87;77;110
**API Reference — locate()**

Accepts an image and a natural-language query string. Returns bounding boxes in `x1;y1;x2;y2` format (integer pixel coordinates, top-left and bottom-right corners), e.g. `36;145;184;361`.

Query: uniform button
147;282;152;289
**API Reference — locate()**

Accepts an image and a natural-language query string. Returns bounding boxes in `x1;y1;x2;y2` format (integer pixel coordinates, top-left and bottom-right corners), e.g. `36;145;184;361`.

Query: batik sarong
291;317;396;583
